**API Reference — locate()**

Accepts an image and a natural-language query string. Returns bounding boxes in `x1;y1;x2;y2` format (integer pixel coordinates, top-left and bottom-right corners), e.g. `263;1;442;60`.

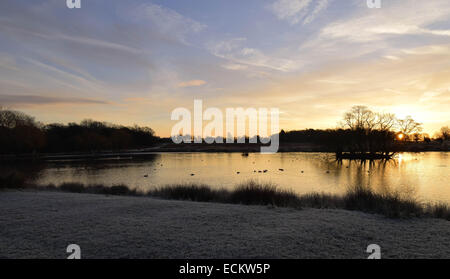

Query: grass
149;184;227;202
1;178;449;220
58;183;139;196
343;185;423;218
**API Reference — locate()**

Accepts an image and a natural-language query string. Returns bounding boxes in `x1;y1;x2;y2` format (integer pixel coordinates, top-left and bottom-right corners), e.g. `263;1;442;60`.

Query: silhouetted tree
0;107;46;154
438;126;450;141
0;108;157;154
397;116;423;138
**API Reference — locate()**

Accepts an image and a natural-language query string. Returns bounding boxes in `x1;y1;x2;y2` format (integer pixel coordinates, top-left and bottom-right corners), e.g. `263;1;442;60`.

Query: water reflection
5;152;449;203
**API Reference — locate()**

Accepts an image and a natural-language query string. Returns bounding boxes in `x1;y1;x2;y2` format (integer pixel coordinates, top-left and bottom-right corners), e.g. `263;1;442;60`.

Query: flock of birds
142;161;334;177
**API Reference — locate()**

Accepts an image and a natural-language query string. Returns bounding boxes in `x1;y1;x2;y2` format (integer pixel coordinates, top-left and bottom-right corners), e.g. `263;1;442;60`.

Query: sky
0;0;449;136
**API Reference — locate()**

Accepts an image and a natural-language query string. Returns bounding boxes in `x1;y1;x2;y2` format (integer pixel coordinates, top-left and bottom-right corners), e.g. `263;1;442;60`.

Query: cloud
319;1;450;43
293;0;450;68
315;79;361;85
209;38;301;72
222;63;249;71
303;0;331;24
384;55;400;61
135;3;206;44
402;45;450;56
54;33;142;54
178;80;207;88
269;0;331;25
0;95;107;105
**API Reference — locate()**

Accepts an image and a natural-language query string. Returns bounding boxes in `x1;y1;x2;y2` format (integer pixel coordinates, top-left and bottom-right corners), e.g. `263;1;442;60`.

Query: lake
16;152;449;203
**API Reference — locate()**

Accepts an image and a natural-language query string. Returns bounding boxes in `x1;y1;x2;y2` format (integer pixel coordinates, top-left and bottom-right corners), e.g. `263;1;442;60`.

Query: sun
397;133;404;140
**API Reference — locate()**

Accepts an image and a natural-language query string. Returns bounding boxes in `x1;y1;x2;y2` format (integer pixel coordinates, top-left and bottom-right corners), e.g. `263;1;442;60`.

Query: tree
342;106;377;131
439;126;449;141
397;116;422;136
0;107;45;153
341;107;397;133
0;107;36;128
376;112;396;131
412;133;422;143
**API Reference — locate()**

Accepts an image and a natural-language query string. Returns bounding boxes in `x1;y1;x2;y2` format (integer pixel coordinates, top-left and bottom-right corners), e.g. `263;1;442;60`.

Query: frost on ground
0;191;449;259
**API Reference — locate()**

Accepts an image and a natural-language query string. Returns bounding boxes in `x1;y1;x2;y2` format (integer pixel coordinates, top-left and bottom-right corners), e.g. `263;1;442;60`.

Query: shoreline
1;144;449;162
0;190;449;259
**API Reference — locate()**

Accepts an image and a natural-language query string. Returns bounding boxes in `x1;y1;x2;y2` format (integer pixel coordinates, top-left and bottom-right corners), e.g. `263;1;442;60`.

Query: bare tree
396;116;422;135
412;133;422;142
439;126;450;140
342;106;377;131
376;112;396;131
0;107;36;128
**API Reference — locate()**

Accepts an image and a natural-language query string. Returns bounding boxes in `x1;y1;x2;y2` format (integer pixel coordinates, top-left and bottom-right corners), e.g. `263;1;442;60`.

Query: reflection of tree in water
335;158;418;200
2;154;160;187
0;162;46;185
46;154;160;176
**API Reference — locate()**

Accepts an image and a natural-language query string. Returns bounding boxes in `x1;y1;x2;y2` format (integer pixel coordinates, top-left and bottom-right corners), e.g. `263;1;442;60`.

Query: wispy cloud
269;0;331;25
134;3;206;44
209;38;301;72
0;95;107;105
178;80;207;88
222;63;249;71
294;0;450;69
303;0;331;24
320;1;450;43
23;58;103;92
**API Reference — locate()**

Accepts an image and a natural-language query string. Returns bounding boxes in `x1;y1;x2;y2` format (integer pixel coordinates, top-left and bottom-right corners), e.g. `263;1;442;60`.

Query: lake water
24;152;450;203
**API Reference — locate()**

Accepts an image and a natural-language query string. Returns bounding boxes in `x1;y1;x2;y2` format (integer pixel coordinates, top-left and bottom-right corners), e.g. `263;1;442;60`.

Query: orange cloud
178;80;207;88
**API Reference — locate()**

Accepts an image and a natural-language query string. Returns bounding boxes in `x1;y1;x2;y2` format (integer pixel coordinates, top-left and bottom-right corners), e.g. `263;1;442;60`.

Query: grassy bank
148;182;450;220
1;173;449;220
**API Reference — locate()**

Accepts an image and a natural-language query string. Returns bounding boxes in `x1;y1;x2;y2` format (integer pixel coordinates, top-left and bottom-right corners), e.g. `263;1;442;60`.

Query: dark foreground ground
0;191;449;259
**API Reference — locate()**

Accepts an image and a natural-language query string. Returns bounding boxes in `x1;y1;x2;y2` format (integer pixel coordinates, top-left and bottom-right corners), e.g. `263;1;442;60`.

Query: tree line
0;106;447;155
0;107;158;154
281;106;448;156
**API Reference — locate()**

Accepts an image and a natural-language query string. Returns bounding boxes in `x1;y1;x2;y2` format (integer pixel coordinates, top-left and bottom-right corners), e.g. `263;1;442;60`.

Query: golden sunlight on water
31;152;450;203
